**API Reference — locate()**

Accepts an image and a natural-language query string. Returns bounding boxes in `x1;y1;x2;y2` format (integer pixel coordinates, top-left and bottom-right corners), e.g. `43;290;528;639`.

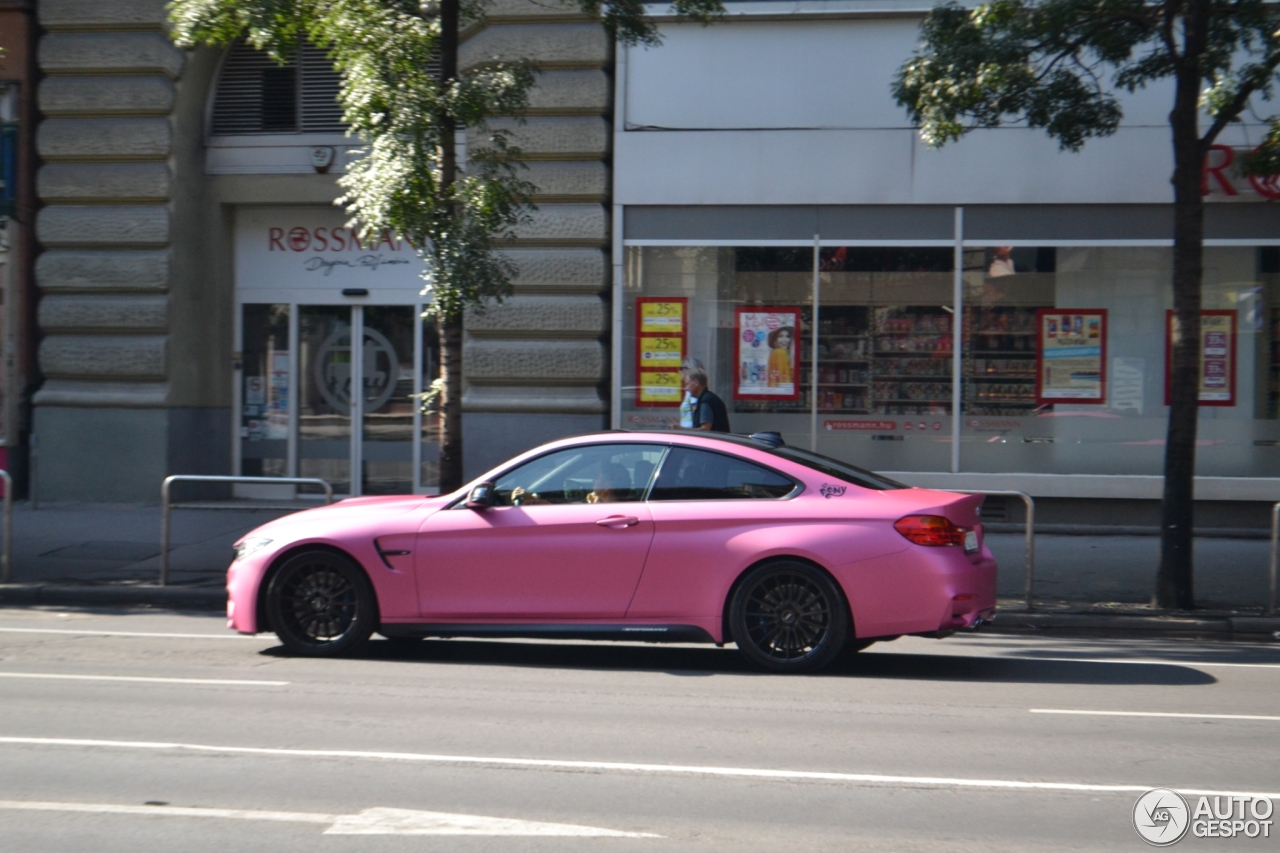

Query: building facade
23;0;1280;522
612;3;1280;525
31;0;610;501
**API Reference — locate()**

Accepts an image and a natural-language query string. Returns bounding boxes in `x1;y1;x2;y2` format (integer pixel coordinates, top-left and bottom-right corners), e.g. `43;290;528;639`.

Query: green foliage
894;0;1280;154
170;0;725;322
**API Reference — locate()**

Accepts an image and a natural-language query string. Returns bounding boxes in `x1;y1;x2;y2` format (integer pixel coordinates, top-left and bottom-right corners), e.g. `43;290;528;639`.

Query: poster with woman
735;307;801;400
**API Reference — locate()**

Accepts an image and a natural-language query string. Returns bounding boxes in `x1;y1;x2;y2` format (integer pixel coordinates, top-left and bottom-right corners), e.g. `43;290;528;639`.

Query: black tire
266;550;376;657
729;560;849;673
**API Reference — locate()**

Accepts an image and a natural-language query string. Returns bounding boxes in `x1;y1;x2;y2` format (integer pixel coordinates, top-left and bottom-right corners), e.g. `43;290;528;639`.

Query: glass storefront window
621;243;1280;479
240;303;290;478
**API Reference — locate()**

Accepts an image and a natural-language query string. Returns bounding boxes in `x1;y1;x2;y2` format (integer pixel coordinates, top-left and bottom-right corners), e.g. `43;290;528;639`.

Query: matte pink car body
227;432;996;644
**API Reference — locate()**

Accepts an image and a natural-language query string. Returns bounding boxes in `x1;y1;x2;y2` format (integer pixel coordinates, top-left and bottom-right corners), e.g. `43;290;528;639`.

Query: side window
491;444;667;506
649;448;796;501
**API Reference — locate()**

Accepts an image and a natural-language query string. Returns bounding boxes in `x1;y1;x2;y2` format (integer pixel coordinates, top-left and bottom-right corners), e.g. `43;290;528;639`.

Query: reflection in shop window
240;303;290;478
621;244;1280;478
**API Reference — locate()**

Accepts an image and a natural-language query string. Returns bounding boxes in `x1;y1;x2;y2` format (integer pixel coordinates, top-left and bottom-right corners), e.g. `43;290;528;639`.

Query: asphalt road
0;607;1278;851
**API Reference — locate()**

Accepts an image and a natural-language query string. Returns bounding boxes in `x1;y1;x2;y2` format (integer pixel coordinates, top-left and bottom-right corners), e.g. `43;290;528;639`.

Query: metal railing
159;475;334;586
1271;502;1279;617
951;489;1037;612
0;470;11;582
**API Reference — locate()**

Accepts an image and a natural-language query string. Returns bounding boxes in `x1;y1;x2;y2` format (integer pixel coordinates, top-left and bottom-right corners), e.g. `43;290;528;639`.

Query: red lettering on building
264;225;412;253
1202;145;1237;196
1202;144;1280;198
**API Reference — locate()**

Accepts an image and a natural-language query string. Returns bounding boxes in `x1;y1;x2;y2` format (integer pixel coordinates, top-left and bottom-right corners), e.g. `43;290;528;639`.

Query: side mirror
465;482;496;509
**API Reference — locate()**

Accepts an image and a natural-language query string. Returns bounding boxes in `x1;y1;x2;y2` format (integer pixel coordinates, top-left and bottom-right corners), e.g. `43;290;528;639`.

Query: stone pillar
459;0;612;477
32;0;223;501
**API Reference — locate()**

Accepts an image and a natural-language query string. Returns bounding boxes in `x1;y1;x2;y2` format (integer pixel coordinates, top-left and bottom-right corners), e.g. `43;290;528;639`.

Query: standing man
677;357;704;429
684;368;731;433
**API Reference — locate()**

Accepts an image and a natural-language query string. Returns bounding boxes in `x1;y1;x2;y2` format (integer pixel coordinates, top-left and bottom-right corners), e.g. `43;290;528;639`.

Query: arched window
211;41;345;136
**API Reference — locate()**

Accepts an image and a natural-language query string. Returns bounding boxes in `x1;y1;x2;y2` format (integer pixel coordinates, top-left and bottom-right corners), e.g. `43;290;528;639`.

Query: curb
985;611;1280;639
0;584;225;612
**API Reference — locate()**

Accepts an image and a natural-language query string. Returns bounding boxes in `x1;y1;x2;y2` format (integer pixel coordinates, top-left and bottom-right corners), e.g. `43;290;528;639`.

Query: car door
625;446;800;620
415;443;668;620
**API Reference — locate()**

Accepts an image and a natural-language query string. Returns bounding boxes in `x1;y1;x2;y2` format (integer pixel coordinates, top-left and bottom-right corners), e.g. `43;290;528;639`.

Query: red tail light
894;515;967;546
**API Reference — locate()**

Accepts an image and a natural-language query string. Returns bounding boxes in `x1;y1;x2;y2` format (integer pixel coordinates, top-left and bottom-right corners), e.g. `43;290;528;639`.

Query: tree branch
1200;48;1280;145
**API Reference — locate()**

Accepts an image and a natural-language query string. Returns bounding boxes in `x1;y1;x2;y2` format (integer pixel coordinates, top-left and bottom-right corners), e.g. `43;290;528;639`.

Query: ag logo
1134;788;1190;846
314;325;399;416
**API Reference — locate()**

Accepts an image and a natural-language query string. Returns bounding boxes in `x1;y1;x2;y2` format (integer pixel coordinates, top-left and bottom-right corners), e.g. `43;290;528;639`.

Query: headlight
232;537;274;562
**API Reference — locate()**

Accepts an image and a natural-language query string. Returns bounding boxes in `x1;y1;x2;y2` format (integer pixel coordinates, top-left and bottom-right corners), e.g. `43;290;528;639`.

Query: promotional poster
1036;309;1107;404
1165;309;1237;406
635;297;688;406
735;308;801;401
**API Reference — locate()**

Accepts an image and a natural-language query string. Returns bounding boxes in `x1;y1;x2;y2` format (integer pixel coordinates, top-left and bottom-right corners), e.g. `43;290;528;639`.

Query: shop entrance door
237;302;439;497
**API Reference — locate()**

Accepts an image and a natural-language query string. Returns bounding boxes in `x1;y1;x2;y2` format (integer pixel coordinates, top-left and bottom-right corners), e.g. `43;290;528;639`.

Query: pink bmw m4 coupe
227;431;997;673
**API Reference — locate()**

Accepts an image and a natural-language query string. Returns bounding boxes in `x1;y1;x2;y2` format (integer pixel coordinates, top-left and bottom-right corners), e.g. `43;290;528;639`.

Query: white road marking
1006;656;1280;670
0;736;1274;800
0;800;657;837
1032;708;1280;722
0;673;287;687
325;807;659;837
0;627;252;640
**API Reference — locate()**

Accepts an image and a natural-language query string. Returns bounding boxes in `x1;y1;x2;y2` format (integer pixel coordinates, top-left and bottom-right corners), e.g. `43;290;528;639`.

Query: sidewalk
0;502;295;609
0;502;1275;638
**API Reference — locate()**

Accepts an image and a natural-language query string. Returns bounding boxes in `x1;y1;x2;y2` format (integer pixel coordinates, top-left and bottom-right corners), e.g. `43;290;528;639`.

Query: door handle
596;516;639;528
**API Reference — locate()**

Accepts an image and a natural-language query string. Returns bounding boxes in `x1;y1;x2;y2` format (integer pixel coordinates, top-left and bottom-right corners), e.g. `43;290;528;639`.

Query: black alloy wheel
729;560;849;673
266;551;376;656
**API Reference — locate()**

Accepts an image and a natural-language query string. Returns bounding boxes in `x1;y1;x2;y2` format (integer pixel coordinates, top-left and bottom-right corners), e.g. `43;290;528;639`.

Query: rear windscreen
764;446;908;491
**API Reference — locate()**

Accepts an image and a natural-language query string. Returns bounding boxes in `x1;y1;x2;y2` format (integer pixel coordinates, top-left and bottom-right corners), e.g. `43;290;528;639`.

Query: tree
893;0;1280;609
170;0;722;492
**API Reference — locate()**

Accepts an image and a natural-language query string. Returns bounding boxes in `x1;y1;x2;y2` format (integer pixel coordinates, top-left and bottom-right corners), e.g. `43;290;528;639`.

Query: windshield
764;446;908;491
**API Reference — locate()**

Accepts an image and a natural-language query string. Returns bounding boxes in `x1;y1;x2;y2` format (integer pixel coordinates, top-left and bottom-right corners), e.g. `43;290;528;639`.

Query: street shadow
259;638;1216;684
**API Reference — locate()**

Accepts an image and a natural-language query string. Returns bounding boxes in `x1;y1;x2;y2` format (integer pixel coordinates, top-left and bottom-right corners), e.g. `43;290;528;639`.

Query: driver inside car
586;462;632;504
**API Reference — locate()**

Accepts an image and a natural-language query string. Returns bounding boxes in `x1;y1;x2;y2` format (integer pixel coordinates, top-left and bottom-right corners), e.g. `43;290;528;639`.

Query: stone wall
459;0;612;475
32;0;227;499
34;0;181;412
31;0;613;495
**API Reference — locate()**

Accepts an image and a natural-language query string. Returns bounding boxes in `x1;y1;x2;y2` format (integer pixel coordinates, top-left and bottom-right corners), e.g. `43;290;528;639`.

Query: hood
240;494;453;540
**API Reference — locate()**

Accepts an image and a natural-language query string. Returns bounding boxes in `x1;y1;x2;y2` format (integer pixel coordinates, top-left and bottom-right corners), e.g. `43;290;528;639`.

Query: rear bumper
838;546;998;639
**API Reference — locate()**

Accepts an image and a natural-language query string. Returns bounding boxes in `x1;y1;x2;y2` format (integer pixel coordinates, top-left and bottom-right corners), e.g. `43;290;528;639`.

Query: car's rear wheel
730;560;849;673
266;550;375;657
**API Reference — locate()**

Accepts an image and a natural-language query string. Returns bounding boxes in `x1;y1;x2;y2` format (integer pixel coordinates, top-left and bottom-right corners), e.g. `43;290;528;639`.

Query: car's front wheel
729;560;849;673
266;550;376;657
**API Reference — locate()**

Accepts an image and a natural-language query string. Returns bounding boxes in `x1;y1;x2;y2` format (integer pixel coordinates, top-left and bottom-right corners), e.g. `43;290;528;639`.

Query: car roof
566;429;780;450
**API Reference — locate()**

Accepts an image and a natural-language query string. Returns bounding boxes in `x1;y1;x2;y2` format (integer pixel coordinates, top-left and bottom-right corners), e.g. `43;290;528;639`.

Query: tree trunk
1156;8;1208;610
436;0;465;493
437;313;464;492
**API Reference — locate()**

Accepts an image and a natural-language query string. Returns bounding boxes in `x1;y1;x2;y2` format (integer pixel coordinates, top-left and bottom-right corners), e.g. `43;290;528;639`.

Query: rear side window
649;447;796;501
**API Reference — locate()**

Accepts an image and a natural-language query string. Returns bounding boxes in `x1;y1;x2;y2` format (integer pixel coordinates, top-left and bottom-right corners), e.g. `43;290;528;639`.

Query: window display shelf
874;373;951;379
874;399;953;405
873;330;953;336
873;350;953;357
818;382;869;387
802;359;869;364
971;375;1035;380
